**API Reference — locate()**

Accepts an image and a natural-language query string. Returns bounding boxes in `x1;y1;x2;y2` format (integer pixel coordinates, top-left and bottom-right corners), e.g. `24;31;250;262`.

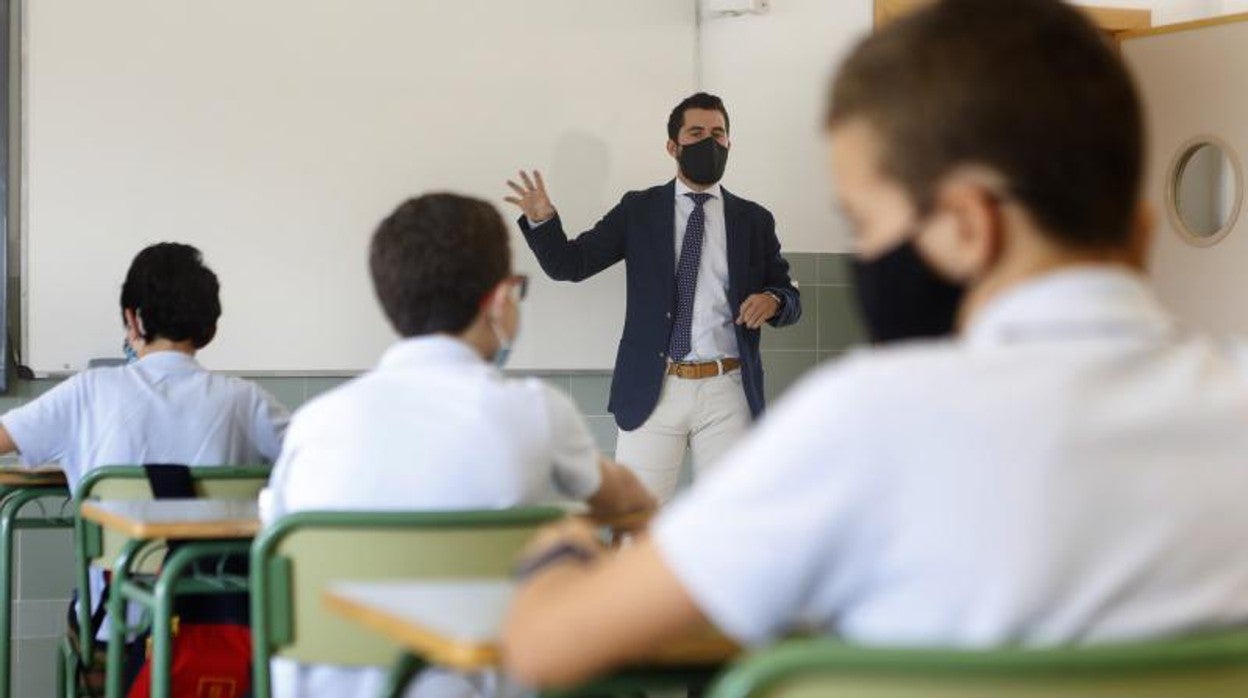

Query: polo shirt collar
134;350;203;373
965;266;1176;347
378;335;485;371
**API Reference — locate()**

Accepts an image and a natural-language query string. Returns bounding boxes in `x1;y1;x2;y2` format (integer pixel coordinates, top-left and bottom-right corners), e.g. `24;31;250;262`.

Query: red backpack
122;465;253;698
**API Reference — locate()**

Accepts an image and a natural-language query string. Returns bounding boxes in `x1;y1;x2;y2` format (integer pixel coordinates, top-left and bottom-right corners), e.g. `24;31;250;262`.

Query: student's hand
505;170;557;224
737;293;781;329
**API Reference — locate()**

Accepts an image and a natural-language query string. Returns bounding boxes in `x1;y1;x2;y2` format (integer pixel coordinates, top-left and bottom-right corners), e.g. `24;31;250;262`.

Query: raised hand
505;170;557;224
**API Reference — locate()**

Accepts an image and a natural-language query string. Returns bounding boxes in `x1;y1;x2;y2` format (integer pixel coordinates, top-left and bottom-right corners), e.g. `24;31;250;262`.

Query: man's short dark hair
667;92;731;142
370;193;511;338
119;243;221;348
827;0;1143;248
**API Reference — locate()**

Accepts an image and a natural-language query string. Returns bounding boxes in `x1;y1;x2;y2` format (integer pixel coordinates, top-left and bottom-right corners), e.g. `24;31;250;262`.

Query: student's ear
483;282;509;323
123;308;143;343
922;174;1004;283
1124;200;1156;271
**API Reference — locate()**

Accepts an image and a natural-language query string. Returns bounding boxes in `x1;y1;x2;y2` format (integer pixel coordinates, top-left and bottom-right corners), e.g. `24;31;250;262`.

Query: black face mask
851;236;966;344
677;137;729;186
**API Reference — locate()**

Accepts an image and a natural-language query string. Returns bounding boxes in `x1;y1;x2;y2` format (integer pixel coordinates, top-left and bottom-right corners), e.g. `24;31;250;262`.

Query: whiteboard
1123;18;1248;335
22;0;695;374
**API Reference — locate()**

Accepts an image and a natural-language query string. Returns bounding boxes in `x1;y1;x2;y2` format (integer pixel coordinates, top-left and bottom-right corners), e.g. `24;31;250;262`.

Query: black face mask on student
850;232;966;344
677;137;729;186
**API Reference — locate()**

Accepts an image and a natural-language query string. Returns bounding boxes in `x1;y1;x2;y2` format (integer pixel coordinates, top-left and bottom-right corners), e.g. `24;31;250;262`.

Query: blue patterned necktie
669;192;712;361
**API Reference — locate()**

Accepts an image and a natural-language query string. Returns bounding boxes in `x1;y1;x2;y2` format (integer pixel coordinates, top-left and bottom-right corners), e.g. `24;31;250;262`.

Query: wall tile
762;288;818;351
784;252;818;290
586;415;619;453
13;636;59;698
817;253;853;286
14;599;71;639
17;529;75;601
254;377;306;412
817;285;866;352
567;375;612;416
304;376;352;402
761;351;819;403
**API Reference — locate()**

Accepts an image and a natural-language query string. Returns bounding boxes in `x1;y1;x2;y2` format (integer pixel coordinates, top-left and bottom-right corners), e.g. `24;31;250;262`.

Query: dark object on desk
87;358;126;369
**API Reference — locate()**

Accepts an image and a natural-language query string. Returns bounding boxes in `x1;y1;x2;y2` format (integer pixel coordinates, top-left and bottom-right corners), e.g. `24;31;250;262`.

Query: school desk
81;499;258;698
323;579;739;697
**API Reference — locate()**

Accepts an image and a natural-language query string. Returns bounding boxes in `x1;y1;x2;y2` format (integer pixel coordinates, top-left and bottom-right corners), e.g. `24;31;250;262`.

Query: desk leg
104;539;145;698
149;541;251;698
382;652;426;698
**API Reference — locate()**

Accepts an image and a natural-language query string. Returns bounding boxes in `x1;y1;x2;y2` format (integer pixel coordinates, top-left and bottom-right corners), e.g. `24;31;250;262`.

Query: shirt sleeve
0;374;84;467
651;362;876;646
542;384;603;500
250;383;292;463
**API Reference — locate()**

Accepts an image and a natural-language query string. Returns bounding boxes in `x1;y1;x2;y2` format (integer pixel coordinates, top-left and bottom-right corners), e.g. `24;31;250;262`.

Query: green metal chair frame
58;465;271;698
249;507;566;698
706;633;1248;698
0;482;73;698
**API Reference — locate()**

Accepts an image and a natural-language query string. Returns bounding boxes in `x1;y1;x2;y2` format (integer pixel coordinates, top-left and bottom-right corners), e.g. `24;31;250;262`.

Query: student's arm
0;425;17;456
586;457;656;522
250;383;292;463
0;376;81;467
504;524;703;688
544;384;655;517
506;364;874;689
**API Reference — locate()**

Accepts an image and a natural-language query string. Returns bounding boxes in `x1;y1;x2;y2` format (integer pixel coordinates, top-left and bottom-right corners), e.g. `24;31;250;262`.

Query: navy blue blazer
520;181;802;431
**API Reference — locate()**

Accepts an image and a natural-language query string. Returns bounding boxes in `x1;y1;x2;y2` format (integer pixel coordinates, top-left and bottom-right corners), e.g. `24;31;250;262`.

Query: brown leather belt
666;358;741;380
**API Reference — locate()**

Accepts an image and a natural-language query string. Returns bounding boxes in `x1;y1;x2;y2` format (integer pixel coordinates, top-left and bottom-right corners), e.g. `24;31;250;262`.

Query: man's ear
666;140;679;159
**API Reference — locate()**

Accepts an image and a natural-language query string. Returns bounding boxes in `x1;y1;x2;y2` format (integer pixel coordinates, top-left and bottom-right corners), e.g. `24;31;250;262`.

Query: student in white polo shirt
0;242;289;650
500;0;1248;689
261;192;656;697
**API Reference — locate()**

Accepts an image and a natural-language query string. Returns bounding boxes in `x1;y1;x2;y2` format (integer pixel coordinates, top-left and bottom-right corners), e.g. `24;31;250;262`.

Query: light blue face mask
123;340;139;364
489;320;515;370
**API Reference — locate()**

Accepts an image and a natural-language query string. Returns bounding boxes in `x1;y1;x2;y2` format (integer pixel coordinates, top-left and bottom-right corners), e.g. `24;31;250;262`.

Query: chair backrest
76;465;272;574
707;635;1248;698
249;507;564;684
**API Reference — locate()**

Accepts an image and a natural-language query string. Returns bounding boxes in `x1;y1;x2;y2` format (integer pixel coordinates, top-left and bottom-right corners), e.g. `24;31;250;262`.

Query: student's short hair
827;0;1143;248
119;243;221;348
667;92;731;142
370;193;511;338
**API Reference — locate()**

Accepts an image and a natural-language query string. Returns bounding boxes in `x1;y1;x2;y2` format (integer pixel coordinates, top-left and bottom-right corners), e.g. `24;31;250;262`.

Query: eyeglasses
481;275;529;307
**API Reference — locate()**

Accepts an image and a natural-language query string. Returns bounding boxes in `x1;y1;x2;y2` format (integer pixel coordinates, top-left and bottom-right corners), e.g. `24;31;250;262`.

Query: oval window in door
1167;137;1243;246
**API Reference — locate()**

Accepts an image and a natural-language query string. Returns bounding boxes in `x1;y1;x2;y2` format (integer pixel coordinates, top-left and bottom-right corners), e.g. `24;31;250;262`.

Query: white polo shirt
655;267;1248;648
1;350;289;639
3;351;288;489
262;335;602;698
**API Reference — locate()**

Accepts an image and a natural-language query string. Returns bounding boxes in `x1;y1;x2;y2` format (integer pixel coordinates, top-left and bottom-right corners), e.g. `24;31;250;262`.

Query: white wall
699;0;1228;253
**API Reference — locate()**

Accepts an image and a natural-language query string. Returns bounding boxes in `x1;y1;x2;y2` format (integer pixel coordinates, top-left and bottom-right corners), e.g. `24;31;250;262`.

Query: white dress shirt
673;179;736;362
528;180;739;362
655;267;1248;648
262;335;602;698
1;350;290;639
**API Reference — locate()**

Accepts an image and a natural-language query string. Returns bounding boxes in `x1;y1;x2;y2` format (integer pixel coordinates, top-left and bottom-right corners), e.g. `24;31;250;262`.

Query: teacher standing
505;92;802;503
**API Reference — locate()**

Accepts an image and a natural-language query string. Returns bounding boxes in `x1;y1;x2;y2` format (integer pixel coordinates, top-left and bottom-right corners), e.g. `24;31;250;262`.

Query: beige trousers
615;370;752;503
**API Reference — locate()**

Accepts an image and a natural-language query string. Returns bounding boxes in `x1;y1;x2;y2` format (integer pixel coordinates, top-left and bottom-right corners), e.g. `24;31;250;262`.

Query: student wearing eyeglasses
260;192;655;698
